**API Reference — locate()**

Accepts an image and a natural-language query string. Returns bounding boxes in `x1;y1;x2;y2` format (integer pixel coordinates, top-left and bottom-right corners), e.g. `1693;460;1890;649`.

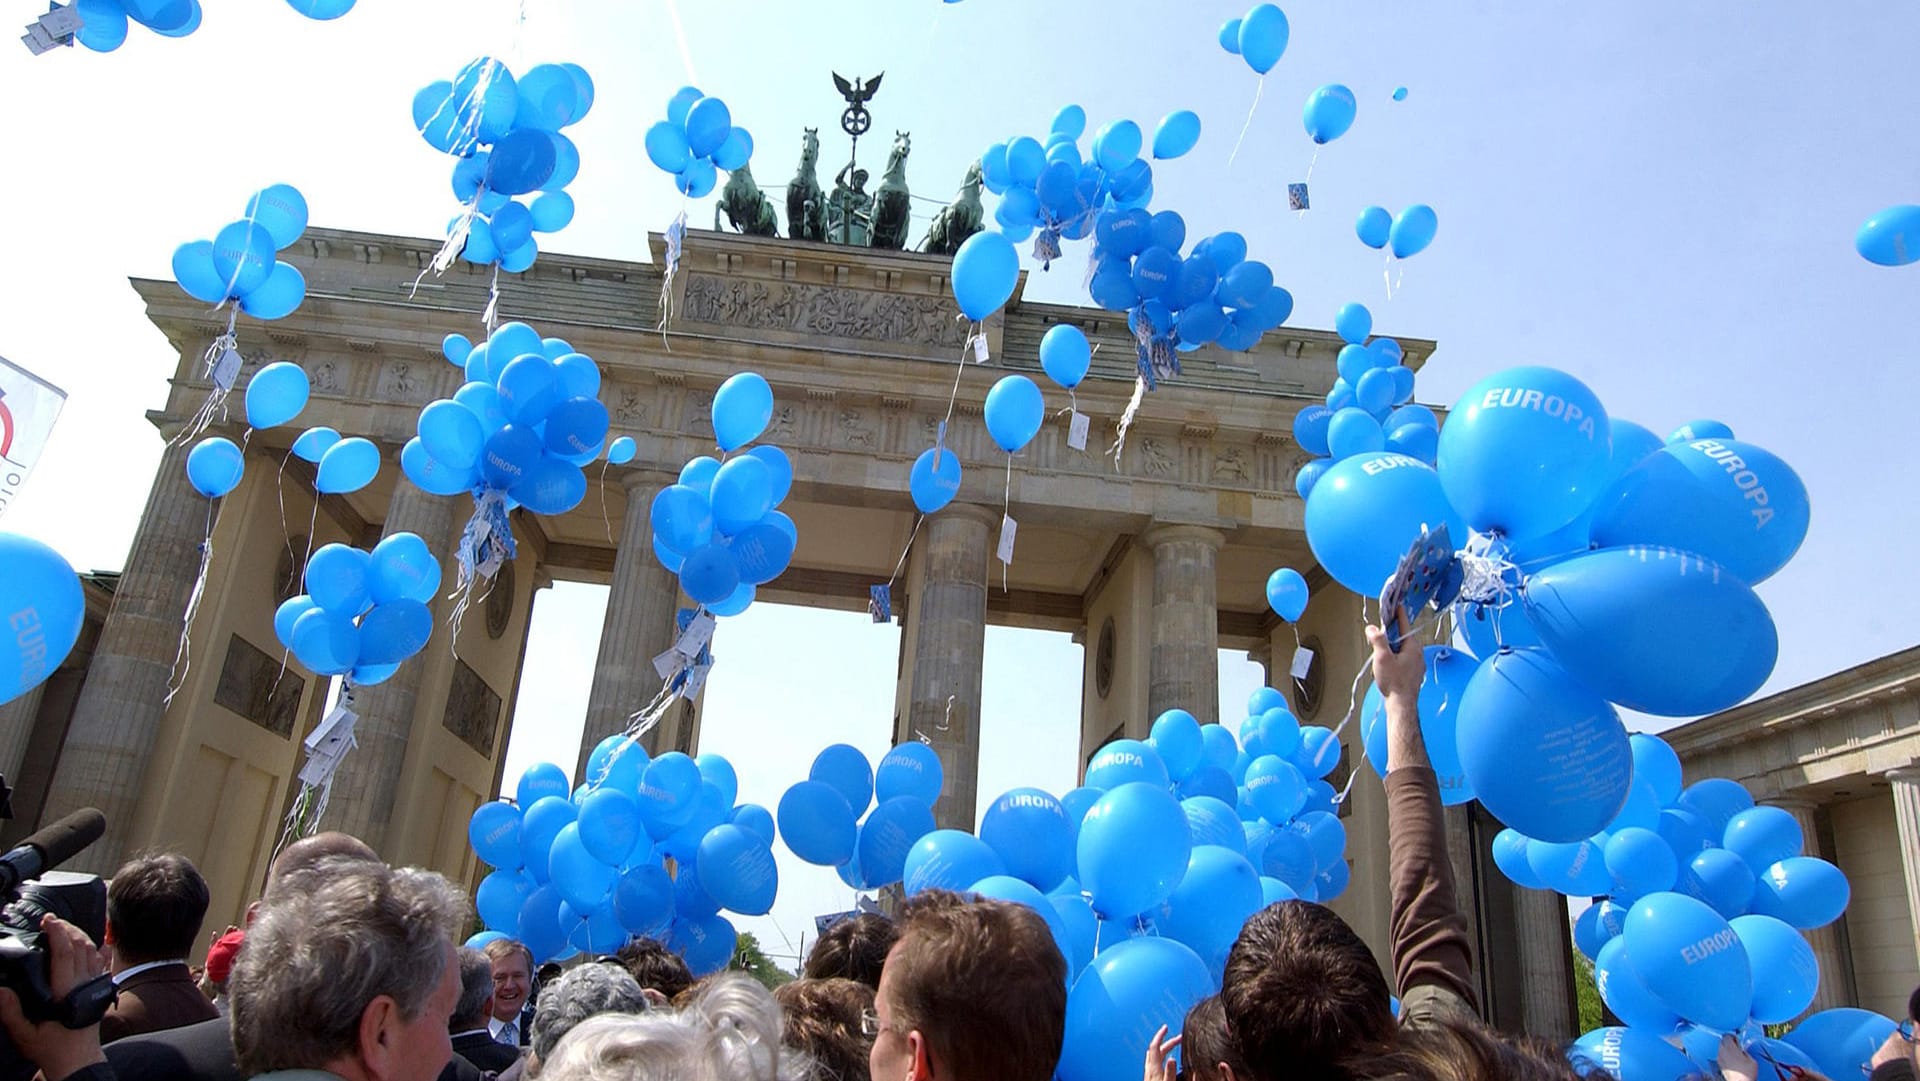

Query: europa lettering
1477;387;1598;439
1359;454;1420;477
1679;928;1739;965
1688;440;1775;529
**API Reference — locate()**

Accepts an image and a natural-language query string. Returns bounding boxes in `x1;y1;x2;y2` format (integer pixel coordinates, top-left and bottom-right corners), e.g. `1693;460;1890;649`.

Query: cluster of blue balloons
413;58;593;273
1290;315;1428;495
1514;760;1857;1076
1218;4;1290;75
1087;208;1293;356
775;742;943;888
70;0;203;50
274;533;441;683
979;105;1157;251
0;534;84;707
644;87;753;199
1355;204;1438;259
468;746;772;974
171;184;310;320
402;321;606;517
649;373;796;617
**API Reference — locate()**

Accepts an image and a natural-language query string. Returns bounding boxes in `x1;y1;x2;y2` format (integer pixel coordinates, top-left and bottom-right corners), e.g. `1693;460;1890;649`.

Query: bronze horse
868;131;912;251
921;160;985;256
715;161;780;237
787;128;825;243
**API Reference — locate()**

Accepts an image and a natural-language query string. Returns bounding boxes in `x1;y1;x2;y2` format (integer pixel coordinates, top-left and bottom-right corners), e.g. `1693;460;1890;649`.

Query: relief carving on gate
680;274;969;349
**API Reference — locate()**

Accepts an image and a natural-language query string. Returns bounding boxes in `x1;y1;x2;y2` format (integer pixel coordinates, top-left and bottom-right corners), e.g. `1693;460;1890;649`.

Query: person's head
229;858;468;1081
537;974;791;1081
1181;996;1247;1081
803;914;897;990
775;978;874;1081
1222;901;1395;1081
250;831;380;922
1351;1019;1586;1081
486;939;536;1021
451;947;497;1033
105;852;211;970
617;936;696;1004
870;889;1065;1081
204;927;245;990
530;959;651;1065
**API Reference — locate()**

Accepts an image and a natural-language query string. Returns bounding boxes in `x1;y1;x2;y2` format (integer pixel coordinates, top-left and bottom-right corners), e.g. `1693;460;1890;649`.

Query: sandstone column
322;477;459;852
578;471;684;774
903;505;991;832
0;685;46;787
1885;769;1920;978
43;440;205;873
1769;796;1858;1014
1142;525;1224;726
1511;882;1577;1040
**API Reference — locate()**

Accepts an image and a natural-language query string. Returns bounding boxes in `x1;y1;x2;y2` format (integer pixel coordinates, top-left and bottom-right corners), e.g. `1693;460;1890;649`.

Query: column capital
1886;764;1920;785
937;503;1003;529
1763;793;1822;811
1140;523;1226;552
618;467;677;494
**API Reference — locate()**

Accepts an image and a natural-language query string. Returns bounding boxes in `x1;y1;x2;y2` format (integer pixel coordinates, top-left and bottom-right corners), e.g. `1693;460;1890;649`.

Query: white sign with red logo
0;357;68;518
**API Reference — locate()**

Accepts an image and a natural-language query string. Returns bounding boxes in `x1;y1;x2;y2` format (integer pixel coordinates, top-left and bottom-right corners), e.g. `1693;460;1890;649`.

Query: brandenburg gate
3;222;1581;1038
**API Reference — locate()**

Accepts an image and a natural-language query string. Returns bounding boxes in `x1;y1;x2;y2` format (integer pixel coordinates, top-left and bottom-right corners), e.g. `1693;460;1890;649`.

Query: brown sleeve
1384;765;1480;1019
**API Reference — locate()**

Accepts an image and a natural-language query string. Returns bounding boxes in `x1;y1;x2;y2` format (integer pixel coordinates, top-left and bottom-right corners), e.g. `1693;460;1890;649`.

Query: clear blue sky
4;1;1917;962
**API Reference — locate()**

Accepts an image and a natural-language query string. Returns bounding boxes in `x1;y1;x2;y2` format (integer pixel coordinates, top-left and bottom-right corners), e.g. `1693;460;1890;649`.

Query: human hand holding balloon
1366;610;1428;770
1143;1024;1181;1081
1719;1034;1760;1081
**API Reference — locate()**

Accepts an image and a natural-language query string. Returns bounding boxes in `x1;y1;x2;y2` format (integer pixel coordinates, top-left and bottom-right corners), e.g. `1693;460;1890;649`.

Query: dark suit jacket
453;1030;523;1074
101;963;220;1044
104;1015;240;1081
437;1050;487;1081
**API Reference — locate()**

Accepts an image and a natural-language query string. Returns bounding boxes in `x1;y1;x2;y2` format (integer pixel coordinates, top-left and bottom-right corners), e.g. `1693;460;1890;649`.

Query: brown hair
108;852;212;965
1181;996;1247;1081
775;978;874;1081
1222;902;1395;1081
484;937;535;974
1348;1018;1587;1081
883;889;1066;1081
803;913;898;990
616;936;695;1001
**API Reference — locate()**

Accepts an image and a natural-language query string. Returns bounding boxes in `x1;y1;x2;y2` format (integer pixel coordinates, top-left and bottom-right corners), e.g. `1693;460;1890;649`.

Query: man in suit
100;853;219;1043
483;940;535;1047
104;832;380;1081
449;947;520;1074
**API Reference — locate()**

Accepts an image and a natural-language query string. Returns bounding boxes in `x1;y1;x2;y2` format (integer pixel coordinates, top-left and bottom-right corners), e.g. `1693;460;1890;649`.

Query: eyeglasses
861;1010;885;1038
1859;1021;1917;1077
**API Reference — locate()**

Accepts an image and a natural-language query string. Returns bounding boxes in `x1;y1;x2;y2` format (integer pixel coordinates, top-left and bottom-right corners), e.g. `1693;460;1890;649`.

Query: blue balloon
665;86;703;128
518;794;575;886
548;822;615;910
576;788;643;866
809;743;873;814
951;230;1020;322
1151;111;1202;161
1526;835;1612;896
636;752;701;833
606;436;637;465
1678;777;1756;837
1569;1027;1698;1081
1327;407;1384;460
402;437;476;497
676;158;718;199
1658;807;1714;863
876;741;944;806
1162;845;1262;974
778;780;857;866
669;913;737;977
730;513;795;586
171;241;226;304
212;219;274;298
1386;422;1437;464
712;372;774;452
1335;303;1372;346
489;202;535;256
1724;805;1803;873
1593;933;1685;1031
1057;937;1213;1081
1456;649;1631;843
186;437;245;498
697;824;778;916
513;63;580;132
1752;856;1850;930
1589;437;1809;585
1390;205;1439;258
650;484;713;555
272;594;316;650
1629;733;1684;806
678;543;740;604
1050;104;1087;139
1437;366;1611;541
239;262;307;321
1085;739;1170;791
1303;84;1357;144
1040;324;1092;390
516;885;567;962
74;0;129;50
1622;891;1752;1030
1217;17;1242;54
1078;782;1191;919
1304;452;1464;596
475;868;532;931
857;796;937;885
517;763;571;808
1359;645;1477;803
284;0;353;18
1289;406;1333;459
980;788;1074;891
302;542;369;614
1604;827;1678;899
1521;546;1778;716
1491;828;1545;890
316;436;379;495
709;456;774;535
908;445;964;515
1732;914;1818;1023
983;375;1045;454
1091;119;1143;173
418;399;486;472
1005;137;1047;186
684;96;733;158
356;600;431;665
1783;1009;1898;1081
511;456;587;516
903;830;1005;894
1265;566;1311;622
1855;205;1920;266
0;535;80;707
729;804;775;848
1236;4;1289;74
695;754;738;808
1182;796;1247;854
1149;710;1204;783
1679;846;1757;919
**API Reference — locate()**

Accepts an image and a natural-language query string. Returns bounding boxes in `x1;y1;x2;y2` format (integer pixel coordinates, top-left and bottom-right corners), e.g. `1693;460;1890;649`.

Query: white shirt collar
489;1015;520;1041
114;959;189;985
451;1028;492;1040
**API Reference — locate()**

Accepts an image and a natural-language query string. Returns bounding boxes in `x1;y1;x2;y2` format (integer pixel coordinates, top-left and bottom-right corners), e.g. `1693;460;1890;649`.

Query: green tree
732;931;796;989
1572;950;1603;1033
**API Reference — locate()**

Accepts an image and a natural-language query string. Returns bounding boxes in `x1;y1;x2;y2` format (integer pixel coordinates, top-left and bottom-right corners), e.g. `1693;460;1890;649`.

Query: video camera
0;804;114;1027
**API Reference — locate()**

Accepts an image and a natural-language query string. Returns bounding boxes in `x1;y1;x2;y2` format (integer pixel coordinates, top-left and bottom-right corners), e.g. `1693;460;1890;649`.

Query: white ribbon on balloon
163;498;219;707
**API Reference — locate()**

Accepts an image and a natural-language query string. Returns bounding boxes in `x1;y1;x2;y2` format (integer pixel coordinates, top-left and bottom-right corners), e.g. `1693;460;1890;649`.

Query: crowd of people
4;617;1918;1081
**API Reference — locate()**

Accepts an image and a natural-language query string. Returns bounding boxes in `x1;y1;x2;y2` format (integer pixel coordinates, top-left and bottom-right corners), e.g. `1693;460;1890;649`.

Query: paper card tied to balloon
1288;184;1309;212
1378;523;1460;652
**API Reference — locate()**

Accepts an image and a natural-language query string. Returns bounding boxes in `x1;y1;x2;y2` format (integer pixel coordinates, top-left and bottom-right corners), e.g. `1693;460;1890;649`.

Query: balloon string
999;453;1012;593
272;448;299;690
165;499;218;707
941;320;978;433
1227;76;1264;171
599;460;615;545
662;0;699;84
884;513;925;597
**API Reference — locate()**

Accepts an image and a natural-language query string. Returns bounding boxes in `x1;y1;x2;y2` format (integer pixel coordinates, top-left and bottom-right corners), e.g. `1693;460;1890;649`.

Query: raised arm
1368;614;1480;1025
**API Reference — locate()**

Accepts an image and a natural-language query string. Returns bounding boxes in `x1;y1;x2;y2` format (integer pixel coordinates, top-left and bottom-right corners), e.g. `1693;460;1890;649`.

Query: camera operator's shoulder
103;1016;238;1081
